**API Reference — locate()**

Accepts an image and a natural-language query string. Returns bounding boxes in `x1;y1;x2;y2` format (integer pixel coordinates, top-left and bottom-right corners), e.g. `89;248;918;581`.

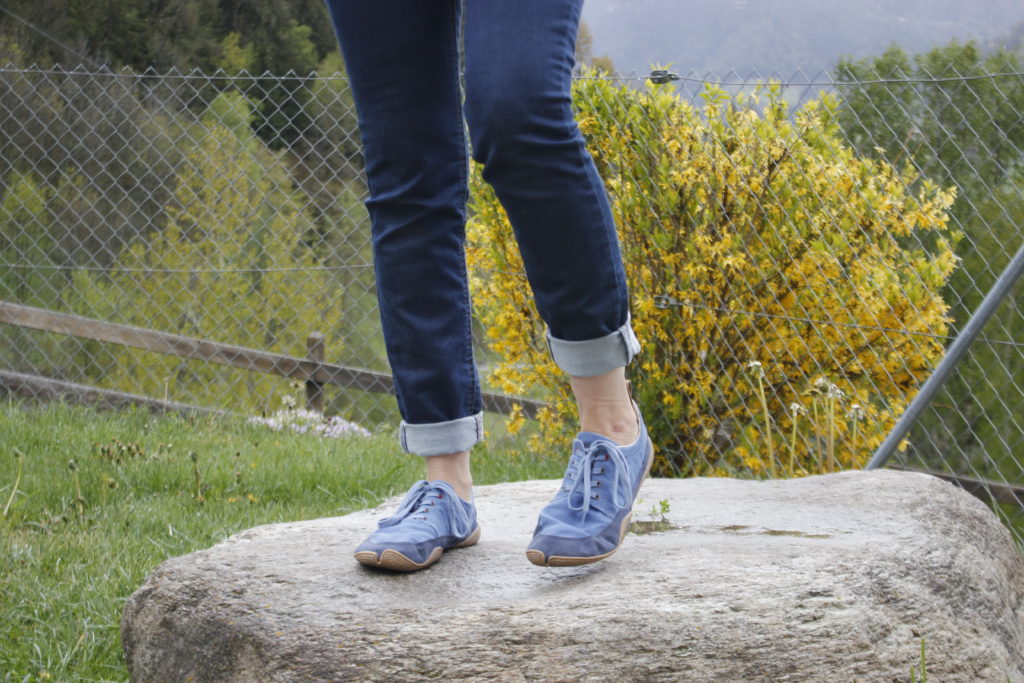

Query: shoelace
377;480;473;538
563;438;633;520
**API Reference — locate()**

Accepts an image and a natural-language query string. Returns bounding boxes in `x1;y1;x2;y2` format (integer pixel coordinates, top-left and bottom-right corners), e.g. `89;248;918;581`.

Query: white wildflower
248;408;370;439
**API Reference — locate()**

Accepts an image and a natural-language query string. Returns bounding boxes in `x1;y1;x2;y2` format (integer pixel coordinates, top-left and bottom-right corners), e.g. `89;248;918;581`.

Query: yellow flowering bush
467;68;959;477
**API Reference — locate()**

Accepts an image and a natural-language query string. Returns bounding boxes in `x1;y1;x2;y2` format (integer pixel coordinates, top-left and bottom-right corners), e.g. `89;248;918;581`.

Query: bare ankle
570;367;639;446
579;407;639;446
424;450;473;501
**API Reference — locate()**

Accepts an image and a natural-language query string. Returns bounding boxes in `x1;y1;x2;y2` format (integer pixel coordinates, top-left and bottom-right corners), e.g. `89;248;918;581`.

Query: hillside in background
580;0;1024;76
1;0;1022;77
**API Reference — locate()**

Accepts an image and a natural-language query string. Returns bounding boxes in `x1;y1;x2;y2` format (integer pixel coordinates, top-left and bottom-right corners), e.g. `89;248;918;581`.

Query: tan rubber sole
354;525;481;572
526;439;654;568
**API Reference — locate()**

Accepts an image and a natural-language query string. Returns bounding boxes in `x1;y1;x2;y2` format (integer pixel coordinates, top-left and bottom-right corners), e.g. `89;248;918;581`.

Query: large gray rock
121;470;1024;681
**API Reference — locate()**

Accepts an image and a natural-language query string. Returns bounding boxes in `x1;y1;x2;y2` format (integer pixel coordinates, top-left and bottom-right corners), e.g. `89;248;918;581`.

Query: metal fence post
866;239;1024;470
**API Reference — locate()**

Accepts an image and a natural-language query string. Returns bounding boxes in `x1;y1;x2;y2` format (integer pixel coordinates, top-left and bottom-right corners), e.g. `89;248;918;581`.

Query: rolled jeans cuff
399;412;484;456
545;314;642;377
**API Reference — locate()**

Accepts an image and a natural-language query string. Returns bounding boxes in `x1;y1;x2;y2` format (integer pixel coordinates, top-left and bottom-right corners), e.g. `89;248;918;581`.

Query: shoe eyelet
594;481;601;487
592;494;600;500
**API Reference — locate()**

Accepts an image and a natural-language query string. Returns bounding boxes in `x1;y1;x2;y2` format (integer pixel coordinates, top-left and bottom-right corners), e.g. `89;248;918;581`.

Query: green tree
836;40;1024;200
0;38;185;273
940;174;1024;470
835;40;1024;472
0;0;334;150
66;92;344;414
0;172;51;305
215;32;257;75
0;171;113;380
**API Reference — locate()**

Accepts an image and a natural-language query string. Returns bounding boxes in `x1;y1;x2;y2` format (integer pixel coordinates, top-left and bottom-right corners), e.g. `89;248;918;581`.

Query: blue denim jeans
324;0;640;456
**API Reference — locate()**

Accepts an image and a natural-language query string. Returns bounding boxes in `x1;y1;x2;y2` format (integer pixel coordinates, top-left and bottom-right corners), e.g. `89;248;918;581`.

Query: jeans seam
452;0;480;418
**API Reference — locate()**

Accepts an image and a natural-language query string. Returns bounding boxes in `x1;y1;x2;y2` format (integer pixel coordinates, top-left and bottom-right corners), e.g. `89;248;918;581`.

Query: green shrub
67;93;343;414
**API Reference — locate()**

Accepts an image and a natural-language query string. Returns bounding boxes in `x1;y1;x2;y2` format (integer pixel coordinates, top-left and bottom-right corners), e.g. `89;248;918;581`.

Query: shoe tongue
575;431;611;447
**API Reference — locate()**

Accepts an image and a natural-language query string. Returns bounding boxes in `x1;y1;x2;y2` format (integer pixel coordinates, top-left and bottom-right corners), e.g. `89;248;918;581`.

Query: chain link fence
1;59;1022;540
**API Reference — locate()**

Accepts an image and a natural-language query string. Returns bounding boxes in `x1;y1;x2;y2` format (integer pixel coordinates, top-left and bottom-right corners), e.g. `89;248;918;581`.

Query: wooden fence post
306;332;325;413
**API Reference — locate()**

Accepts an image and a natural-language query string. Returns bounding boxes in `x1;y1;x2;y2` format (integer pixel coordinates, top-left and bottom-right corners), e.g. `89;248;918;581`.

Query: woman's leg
462;0;640;439
324;0;480;499
463;0;651;567
324;0;481;571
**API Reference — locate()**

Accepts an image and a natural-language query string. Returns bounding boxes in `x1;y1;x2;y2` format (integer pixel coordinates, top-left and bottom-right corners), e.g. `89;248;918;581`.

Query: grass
0;398;564;682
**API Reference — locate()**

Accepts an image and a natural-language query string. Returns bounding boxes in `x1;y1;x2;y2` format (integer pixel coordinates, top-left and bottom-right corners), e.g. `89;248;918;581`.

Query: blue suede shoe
354;480;480;571
526;402;653;567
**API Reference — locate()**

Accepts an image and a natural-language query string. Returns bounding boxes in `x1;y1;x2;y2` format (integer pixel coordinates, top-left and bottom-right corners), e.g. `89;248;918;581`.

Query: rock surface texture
122;470;1024;681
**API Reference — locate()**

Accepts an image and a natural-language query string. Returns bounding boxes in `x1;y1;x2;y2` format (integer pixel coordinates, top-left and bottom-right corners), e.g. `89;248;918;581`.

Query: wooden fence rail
0;300;545;418
0;369;235;417
5;301;1023;513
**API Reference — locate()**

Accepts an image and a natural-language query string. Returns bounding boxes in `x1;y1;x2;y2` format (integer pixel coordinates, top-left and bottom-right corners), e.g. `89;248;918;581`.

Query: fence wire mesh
1;60;1022;542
